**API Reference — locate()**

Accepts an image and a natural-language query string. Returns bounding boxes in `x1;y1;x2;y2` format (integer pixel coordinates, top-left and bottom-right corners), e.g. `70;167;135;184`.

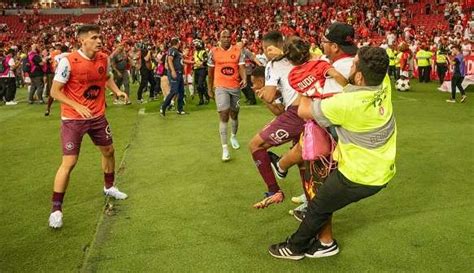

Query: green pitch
0;81;473;272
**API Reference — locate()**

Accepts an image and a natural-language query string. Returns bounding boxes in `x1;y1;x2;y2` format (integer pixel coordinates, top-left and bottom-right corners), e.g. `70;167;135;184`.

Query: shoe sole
270;162;286;180
269;250;305;260
305;247;339;258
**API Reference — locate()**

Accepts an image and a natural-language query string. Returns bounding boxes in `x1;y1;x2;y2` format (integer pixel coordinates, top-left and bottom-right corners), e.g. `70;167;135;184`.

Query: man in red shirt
48;24;129;229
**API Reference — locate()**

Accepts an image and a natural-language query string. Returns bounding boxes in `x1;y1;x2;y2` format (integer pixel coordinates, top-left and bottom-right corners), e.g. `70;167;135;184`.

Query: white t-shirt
265;58;298;110
322;56;354;95
0;57;15;78
54;50;110;84
54;52;69;73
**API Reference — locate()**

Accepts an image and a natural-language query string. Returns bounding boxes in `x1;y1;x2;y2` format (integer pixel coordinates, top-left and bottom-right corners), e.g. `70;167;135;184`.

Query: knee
219;111;230;122
102;146;115;158
248;135;263;152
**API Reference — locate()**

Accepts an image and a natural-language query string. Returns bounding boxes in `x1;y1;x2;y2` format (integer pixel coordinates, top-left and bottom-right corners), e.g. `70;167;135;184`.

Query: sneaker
293;209;306;222
230;135;240;150
305;240;339;258
268;151;287;179
137;99;147;104
49;210;63;228
253;190;285;209
289;202;307;217
446;99;456;103
104;186;128;200
5;101;18;106
268;242;305;260
160;108;165;117
291;193;307;204
125;100;132;105
113;99;125;105
39;100;45;104
44;110;50;116
222;148;231;162
461;95;467;103
176;111;188;115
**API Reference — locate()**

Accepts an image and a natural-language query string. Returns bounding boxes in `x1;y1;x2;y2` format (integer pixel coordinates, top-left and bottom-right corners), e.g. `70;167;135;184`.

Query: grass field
0;81;473;272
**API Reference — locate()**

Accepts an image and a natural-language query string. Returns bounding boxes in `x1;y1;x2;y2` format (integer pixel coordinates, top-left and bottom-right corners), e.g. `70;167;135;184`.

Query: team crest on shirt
98;66;105;74
105;125;112;139
230;54;236;59
83;85;101;100
221;67;235;76
269;129;290;144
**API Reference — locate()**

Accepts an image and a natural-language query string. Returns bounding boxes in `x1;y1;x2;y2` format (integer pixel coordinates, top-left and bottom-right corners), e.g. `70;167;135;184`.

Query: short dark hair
262;31;284;47
170;37;180;46
252;66;265;78
60;45;69;53
451;44;461;51
356;47;389;86
76;24;100;37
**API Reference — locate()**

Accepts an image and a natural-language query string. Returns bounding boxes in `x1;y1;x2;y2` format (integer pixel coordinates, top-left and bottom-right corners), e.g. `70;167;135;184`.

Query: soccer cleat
49;210;63;229
104;186;128;200
446;99;456;103
293;209;306;222
44;110;50;116
268;151;287;179
268;242;305;260
461;95;467;103
222;148;231;162
230;135;240;150
291;193;307;204
253;190;285;209
305;240;339;258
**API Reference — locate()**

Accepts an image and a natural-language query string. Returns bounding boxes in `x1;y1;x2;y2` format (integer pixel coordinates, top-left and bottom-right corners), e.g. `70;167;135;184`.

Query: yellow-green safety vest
436;50;447;64
395;52;402;68
386;48;396;66
312;75;396;186
416;49;433;67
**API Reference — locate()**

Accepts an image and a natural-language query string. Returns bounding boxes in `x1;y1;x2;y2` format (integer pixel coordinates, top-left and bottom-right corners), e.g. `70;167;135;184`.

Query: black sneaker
44;110;50;117
268;242;305;260
268;151;287;179
305;240;339;258
293;209;306;222
160;108;165;117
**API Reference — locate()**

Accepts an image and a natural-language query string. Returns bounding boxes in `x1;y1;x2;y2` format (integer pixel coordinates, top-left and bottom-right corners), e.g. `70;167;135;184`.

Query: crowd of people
0;0;471;261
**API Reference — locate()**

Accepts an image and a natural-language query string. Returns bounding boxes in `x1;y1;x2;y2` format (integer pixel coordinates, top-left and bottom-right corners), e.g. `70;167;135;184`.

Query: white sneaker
5;101;18;106
104;186;128;200
49;210;63;228
230;135;240;150
222;148;231;162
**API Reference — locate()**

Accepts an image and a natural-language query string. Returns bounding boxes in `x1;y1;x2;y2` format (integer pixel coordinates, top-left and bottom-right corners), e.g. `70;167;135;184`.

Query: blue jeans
162;73;185;112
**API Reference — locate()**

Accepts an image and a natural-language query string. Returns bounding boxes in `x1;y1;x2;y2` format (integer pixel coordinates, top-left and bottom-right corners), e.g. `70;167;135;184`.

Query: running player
207;30;246;161
48;24;129;228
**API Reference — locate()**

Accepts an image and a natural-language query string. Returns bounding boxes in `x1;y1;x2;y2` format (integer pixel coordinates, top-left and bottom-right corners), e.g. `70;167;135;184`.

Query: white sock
320;240;333;247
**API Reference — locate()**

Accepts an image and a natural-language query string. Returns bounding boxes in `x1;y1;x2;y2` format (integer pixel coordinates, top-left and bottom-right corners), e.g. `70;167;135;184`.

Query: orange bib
211;45;242;89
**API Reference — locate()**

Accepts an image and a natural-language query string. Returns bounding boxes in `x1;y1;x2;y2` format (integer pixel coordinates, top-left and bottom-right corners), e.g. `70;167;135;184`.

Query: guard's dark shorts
61;115;113;156
259;106;305;146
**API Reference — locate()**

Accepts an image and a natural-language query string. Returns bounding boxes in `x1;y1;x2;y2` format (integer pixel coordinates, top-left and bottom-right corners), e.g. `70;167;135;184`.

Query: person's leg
46;74;53;97
0;78;6;102
98;144;115;188
282;170;384;253
28;77;37;103
451;75;458;100
425;66;431;83
228;89;241;148
137;71;148;101
457;76;466;96
196;69;204;104
51;155;79;209
177;75;185;112
35;77;45;102
161;78;178;114
114;74;124;102
148;71;156;99
246;74;256;104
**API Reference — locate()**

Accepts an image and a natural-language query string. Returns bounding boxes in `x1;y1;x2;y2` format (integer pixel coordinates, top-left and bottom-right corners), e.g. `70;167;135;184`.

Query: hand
208;86;215;99
116;91;129;102
240;78;247;89
266;45;283;59
73;104;93;119
171;71;177;80
254;87;265;100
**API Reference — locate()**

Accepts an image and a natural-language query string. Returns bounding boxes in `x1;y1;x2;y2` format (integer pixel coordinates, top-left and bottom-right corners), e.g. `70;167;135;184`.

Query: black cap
324;22;358;55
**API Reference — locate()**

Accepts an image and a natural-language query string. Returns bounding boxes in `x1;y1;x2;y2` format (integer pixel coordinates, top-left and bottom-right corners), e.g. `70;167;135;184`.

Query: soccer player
249;31;305;209
48;24;129;229
207;30;246;161
269;47;397;260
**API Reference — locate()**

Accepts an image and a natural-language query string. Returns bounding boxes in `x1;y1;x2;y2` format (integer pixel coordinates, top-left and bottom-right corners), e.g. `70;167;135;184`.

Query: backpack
22;58;31;73
0;57;6;73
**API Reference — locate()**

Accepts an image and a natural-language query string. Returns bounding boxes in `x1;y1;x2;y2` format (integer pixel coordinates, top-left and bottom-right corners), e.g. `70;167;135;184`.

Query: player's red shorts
61;115;113;156
259;106;305;146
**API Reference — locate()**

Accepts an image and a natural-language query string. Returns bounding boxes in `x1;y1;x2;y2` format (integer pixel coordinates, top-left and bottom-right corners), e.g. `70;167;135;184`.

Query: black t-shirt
167;47;183;73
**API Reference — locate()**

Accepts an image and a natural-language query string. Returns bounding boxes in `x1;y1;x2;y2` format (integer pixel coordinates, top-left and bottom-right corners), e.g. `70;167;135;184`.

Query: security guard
193;39;209;105
269;47;397;260
386;44;397;79
395;50;402;80
416;44;433;83
436;44;449;85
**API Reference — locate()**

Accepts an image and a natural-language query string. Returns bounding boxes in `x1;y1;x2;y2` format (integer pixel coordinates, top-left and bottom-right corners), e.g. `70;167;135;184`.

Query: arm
326;68;348;87
238;64;246;88
255;85;278;104
167;54;177;79
265;101;285;116
207;66;214;98
106;76;128;101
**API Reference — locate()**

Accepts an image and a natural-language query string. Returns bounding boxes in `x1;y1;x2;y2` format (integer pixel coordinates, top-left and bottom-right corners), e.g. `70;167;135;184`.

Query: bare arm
265;102;285;116
207;66;215;98
238;64;247;88
255;85;278;104
326;68;348;87
106;77;128;101
167;54;176;79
